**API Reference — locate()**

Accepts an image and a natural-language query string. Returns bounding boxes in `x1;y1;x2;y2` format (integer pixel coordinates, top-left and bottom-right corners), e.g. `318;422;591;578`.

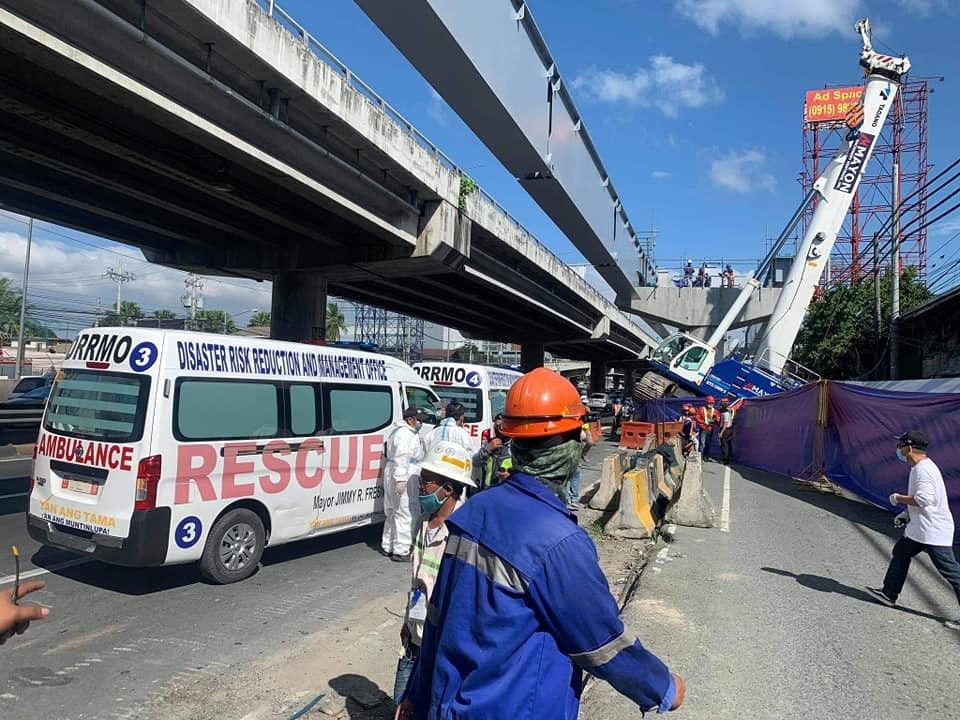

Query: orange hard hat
500;367;586;439
705;395;716;403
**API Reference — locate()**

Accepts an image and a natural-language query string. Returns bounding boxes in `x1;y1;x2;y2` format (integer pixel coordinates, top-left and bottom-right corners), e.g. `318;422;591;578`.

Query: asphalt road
583;460;960;720
0;478;408;720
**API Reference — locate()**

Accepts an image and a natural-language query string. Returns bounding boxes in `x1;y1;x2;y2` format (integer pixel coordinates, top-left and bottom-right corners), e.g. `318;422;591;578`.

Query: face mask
418;488;446;515
511;438;583;503
896;447;908;463
415;420;423;433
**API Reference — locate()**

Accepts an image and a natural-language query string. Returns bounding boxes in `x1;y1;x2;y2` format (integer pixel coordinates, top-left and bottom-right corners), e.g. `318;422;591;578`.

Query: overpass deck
0;0;656;361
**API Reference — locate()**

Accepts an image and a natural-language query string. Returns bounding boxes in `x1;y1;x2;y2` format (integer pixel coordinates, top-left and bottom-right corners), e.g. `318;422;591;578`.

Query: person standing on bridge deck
697;396;719;462
395;368;685;720
424;402;472;453
867;431;960;631
393;442;477;704
381;408;426;562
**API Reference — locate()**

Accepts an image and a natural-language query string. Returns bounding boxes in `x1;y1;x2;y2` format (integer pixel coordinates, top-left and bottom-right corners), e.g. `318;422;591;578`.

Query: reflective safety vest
699;406;717;426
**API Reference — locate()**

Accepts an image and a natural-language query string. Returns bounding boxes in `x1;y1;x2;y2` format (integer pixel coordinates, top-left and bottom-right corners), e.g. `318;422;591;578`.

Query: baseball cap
895;430;929;450
403;407;423;420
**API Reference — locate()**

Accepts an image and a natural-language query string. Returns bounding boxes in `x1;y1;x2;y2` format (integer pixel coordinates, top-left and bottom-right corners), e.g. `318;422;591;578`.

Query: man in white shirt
423;402;472;453
867;431;960;630
381;408;425;561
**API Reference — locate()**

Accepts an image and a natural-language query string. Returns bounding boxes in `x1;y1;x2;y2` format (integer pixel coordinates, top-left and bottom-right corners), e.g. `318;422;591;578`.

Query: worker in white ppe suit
381;407;425;561
423;402;472;453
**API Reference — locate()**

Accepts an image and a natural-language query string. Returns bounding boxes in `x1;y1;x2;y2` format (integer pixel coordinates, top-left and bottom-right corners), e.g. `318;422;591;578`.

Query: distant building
896;286;960;378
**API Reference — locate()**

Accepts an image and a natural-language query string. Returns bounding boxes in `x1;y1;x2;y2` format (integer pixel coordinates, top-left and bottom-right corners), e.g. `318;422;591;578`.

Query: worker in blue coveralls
395;368;685;719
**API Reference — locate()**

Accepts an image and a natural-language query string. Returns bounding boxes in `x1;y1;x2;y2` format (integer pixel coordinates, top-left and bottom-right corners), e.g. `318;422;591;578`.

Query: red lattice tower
801;78;930;287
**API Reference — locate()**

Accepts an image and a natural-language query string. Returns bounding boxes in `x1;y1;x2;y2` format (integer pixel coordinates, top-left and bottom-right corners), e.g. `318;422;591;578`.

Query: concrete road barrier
665;453;716;528
605;466;657;539
588;453;623;511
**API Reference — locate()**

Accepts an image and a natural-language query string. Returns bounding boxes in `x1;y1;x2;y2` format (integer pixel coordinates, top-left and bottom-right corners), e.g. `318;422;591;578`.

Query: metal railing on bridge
251;0;651;342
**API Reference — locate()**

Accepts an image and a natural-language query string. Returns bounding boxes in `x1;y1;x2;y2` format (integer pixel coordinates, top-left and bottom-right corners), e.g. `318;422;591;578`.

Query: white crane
642;19;910;399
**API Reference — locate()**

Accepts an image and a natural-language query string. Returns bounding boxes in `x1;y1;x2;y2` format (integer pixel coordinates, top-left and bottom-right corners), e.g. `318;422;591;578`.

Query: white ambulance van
411;362;522;450
27;328;442;583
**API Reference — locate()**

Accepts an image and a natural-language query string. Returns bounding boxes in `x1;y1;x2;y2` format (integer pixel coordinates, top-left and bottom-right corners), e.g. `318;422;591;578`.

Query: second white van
412;362;522;450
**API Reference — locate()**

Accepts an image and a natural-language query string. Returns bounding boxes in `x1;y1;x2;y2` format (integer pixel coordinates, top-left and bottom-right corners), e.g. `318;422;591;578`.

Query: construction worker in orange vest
697;396;719;462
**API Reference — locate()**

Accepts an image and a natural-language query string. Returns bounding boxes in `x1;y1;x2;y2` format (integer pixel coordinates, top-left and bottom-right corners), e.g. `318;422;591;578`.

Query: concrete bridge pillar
590;361;607;394
520;343;544;373
270;272;328;342
624;367;635;399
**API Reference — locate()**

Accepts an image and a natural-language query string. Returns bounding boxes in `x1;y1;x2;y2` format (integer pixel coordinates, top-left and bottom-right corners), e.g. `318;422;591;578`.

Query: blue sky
1;0;958;338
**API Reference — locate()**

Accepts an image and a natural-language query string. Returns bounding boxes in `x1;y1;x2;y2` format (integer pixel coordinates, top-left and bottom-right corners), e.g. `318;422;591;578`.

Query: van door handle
219;441;324;457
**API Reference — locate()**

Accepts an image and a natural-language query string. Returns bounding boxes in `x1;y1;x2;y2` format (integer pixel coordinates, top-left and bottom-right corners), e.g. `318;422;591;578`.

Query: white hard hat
419;442;477;488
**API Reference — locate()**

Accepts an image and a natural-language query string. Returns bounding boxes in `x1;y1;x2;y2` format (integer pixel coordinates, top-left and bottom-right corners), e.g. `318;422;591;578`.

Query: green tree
0;277;21;338
249;310;272;327
194;309;237;334
792;267;932;380
152;309;177;319
100;300;143;327
325;303;347;341
450;343;482;363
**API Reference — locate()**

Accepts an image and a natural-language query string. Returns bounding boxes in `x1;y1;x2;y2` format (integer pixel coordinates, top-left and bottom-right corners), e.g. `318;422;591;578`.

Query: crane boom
754;19;911;373
641;19;912;401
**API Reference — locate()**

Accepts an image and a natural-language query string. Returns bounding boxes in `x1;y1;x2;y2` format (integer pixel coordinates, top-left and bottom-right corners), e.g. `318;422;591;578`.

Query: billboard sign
804;86;864;124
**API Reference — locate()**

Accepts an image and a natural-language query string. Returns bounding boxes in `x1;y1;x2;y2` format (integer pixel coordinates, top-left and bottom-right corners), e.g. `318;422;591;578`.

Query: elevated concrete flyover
0;0;656;364
630;286;782;339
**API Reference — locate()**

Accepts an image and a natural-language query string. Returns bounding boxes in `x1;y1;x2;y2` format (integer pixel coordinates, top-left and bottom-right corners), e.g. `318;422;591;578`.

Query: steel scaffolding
352;303;424;364
801;79;930;286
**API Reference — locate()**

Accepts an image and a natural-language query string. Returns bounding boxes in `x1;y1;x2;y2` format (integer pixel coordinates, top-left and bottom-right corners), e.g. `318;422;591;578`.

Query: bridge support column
271;273;327;342
520;343;544;373
590;361;607;393
624;368;635;399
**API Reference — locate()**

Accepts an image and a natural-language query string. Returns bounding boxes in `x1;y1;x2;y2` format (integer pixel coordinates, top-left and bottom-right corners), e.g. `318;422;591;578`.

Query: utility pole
873;233;881;334
182;274;204;330
890;162;901;379
14;217;34;380
95;297;102;328
105;259;135;315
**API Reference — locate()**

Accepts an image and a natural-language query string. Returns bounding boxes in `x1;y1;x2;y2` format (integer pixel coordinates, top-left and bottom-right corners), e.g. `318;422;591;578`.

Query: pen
11;545;20;605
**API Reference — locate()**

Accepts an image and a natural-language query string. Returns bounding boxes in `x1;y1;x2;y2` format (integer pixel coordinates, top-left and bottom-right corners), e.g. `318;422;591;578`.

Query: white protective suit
381;421;424;556
423;417;473;453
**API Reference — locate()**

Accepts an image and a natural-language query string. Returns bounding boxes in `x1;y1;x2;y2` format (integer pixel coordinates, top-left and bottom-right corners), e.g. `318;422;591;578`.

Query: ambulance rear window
44;370;149;443
431;387;482;424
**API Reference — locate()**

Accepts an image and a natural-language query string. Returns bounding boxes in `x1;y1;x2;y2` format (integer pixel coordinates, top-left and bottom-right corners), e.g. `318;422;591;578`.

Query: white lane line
720;465;731;533
0;557;92;586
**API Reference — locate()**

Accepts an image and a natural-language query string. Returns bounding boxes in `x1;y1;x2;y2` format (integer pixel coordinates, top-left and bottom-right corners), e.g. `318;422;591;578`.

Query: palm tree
248;310;272;327
325;303;347;342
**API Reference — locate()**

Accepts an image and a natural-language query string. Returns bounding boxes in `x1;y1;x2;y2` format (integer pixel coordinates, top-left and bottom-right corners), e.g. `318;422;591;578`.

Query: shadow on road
734;465;896;538
261;523;383;566
737;465;960;618
760;566;949;623
328;673;394;719
0;491;27;517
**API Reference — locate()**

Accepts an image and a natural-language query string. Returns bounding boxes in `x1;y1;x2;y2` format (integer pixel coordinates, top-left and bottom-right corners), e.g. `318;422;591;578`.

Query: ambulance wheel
199;508;265;584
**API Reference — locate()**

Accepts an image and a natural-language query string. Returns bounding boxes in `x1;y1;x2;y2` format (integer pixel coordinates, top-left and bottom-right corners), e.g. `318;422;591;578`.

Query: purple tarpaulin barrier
823;383;960;517
730;384;818;479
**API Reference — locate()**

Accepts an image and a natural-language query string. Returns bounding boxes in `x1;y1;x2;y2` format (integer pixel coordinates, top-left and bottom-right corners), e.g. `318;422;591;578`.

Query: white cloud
896;0;949;14
426;87;448;126
651;170;672;179
572;55;723;117
0;225;272;336
675;0;862;38
710;149;776;193
932;217;960;237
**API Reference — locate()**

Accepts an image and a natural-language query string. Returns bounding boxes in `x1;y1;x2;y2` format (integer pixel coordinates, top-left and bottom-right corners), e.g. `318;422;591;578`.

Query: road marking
0;556;92;586
720;465;731;532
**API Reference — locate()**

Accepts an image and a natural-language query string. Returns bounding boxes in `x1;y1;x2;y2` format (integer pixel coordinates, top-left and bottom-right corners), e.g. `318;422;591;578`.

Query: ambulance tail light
480;429;491;445
134;455;162;512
